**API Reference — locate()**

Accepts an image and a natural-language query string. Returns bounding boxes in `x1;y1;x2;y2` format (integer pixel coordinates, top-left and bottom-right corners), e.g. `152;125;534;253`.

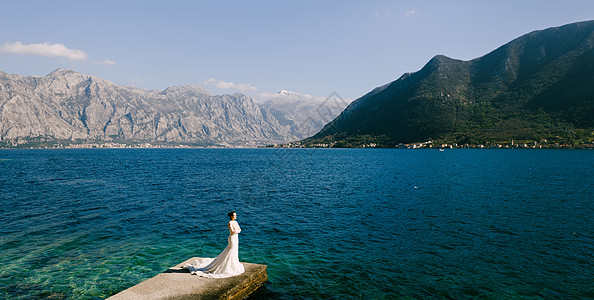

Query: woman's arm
229;221;241;234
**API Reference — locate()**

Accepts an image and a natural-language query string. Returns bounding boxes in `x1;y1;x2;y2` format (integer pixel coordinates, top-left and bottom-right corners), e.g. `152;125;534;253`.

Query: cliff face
309;21;594;146
0;69;338;147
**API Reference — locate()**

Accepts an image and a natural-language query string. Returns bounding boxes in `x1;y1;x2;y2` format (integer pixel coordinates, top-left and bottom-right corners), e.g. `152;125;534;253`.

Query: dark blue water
0;149;592;299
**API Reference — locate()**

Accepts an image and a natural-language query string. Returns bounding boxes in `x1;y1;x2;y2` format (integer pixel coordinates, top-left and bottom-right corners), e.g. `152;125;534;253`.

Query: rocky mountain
308;20;594;147
261;90;350;139
0;70;342;147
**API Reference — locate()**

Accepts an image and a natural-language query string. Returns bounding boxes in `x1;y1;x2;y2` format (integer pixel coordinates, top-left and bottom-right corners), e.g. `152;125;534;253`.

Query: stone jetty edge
107;257;268;300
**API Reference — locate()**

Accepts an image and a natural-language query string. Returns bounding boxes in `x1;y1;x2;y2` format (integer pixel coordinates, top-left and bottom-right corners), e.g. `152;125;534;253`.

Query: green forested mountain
307;20;594;147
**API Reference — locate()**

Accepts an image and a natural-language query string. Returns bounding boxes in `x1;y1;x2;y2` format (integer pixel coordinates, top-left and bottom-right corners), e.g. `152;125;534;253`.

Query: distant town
1;139;593;149
269;139;594;149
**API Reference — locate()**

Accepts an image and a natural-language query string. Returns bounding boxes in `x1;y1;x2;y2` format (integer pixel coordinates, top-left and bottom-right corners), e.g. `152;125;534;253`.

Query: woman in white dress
183;211;245;278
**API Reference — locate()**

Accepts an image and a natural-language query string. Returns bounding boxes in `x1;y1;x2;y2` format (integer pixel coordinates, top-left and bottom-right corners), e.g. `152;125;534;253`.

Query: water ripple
0;149;593;299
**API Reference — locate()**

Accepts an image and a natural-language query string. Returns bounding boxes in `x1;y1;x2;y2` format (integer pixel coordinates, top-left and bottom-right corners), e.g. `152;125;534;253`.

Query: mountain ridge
307;20;594;147
0;69;343;147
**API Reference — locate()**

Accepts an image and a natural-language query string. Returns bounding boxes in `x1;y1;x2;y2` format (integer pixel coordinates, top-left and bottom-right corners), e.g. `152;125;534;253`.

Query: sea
0;148;592;299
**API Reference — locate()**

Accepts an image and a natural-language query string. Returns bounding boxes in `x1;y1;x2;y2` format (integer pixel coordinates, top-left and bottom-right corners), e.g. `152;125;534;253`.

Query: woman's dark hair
228;211;236;218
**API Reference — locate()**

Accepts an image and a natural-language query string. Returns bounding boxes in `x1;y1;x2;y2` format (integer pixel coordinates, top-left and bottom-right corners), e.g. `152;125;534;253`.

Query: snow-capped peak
279;90;301;97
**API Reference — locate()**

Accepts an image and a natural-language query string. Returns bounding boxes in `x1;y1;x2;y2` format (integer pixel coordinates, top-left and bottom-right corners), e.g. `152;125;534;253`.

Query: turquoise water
0;149;593;299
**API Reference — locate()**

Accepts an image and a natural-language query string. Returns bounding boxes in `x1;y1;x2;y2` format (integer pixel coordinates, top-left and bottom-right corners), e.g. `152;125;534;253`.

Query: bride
183;211;245;278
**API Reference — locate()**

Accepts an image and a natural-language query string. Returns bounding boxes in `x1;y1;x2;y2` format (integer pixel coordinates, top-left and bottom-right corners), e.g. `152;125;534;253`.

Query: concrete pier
107;257;268;300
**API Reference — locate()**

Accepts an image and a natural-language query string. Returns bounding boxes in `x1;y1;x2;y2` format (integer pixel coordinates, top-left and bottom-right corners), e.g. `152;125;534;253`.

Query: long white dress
183;220;245;278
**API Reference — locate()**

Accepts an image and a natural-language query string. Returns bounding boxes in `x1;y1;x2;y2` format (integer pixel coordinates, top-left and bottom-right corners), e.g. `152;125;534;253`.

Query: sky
1;1;593;102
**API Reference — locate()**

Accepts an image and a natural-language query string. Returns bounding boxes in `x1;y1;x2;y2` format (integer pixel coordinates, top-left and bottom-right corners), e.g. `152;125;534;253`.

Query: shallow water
0;148;593;299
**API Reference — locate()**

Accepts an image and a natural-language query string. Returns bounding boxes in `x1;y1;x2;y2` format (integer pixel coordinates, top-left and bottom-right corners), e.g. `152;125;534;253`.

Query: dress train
183;221;244;278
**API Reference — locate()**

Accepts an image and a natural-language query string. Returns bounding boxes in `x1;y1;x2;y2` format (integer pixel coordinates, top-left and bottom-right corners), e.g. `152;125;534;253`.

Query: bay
0;148;592;299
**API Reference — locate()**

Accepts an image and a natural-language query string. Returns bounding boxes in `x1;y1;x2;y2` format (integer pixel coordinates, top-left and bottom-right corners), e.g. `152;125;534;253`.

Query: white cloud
94;59;116;66
258;92;281;101
204;78;258;92
0;41;88;60
405;10;417;17
236;83;258;91
374;9;391;17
